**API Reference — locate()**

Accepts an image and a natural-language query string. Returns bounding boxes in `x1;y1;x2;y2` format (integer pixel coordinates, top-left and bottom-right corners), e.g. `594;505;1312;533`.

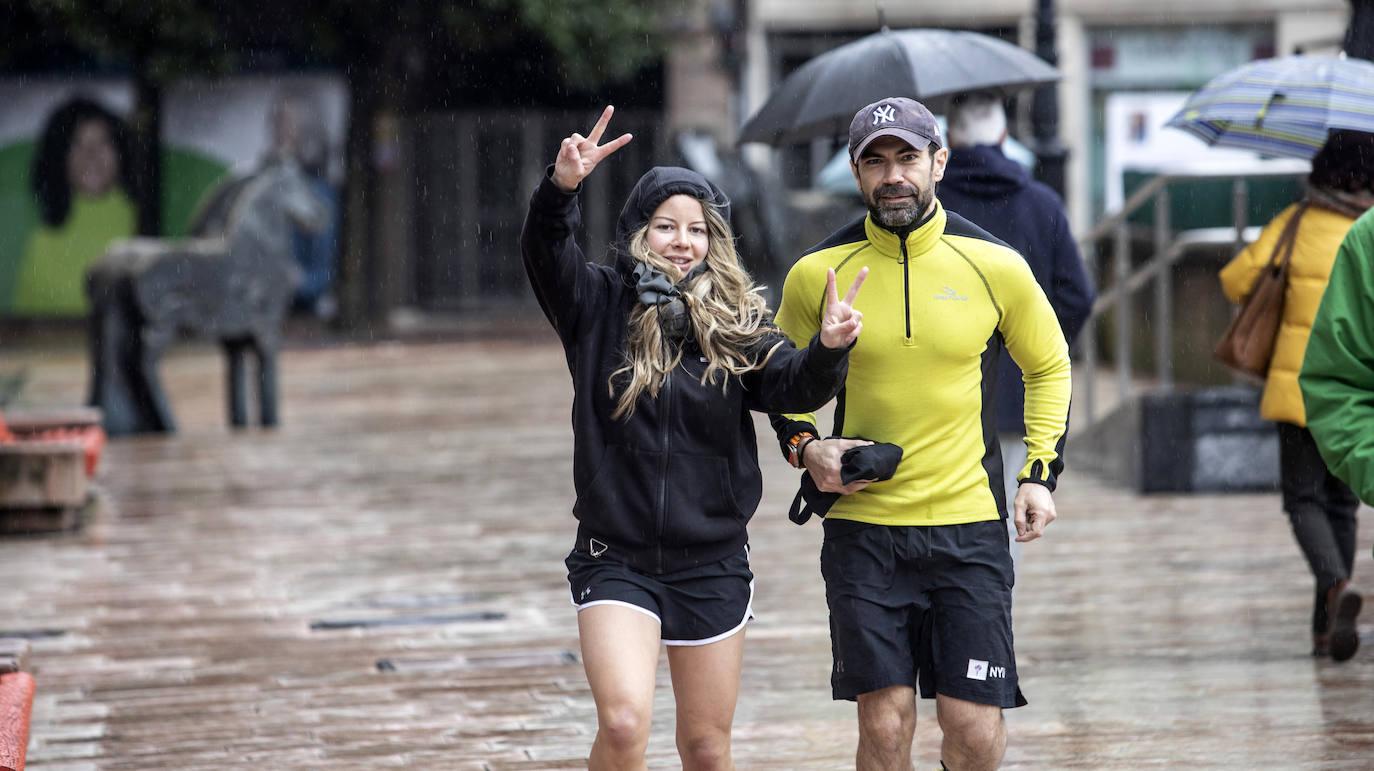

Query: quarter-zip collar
862;200;947;262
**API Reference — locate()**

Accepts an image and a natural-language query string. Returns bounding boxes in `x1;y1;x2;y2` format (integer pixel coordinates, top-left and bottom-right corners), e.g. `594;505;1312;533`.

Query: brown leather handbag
1213;202;1308;380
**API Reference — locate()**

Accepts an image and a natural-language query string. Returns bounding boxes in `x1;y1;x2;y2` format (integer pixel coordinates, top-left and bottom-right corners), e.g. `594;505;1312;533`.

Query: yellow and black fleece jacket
770;202;1072;526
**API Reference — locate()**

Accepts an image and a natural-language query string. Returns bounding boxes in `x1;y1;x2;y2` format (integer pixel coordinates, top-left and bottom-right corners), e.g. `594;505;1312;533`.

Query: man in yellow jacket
1218;129;1374;662
770;97;1072;770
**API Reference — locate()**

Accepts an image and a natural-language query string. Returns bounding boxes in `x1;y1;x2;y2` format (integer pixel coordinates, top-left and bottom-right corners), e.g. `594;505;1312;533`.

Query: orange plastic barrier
0;413;105;478
0;671;34;771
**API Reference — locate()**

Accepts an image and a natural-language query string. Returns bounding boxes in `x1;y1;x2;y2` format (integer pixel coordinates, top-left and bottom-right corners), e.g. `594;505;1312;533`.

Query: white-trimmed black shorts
565;546;754;646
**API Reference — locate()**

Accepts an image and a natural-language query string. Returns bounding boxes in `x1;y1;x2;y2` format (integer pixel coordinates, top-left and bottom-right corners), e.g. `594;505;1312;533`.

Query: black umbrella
738;28;1061;146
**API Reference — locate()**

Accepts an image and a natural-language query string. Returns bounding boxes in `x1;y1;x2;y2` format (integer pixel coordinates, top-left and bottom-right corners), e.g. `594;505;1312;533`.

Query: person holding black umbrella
769;97;1072;769
937;91;1095;584
521;105;867;769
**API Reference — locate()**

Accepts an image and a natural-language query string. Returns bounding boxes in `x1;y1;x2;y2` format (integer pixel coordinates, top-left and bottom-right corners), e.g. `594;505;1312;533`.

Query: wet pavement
2;335;1372;769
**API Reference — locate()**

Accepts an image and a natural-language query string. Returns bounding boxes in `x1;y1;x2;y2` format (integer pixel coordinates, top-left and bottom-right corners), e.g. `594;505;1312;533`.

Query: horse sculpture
86;161;327;435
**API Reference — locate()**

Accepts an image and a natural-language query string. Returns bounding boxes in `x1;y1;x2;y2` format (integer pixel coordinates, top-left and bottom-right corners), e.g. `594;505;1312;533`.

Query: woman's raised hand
551;105;634;192
819;267;868;350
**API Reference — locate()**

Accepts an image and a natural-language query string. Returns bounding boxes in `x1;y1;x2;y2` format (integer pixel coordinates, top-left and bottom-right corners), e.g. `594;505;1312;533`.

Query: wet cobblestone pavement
2;337;1372;769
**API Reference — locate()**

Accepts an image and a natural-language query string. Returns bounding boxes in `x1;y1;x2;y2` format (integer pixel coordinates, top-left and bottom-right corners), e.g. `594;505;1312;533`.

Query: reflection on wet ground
2;338;1371;769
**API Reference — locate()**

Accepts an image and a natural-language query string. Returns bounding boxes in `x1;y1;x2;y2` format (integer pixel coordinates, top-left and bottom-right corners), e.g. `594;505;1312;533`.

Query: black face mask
632;261;706;344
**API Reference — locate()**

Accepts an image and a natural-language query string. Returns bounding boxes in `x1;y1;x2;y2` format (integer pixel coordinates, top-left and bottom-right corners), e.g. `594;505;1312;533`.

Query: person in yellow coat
1219;129;1374;662
12;97;138;317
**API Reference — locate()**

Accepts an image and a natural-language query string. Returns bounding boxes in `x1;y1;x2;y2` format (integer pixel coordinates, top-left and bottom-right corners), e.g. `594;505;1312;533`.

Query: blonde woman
519;105;866;769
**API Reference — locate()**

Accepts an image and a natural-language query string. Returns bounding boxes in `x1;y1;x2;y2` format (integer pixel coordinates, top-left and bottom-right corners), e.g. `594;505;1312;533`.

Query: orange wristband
786;431;816;469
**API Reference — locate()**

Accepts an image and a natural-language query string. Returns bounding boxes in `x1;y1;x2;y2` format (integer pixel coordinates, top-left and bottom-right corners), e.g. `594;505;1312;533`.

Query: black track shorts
565;546;754;646
820;517;1027;708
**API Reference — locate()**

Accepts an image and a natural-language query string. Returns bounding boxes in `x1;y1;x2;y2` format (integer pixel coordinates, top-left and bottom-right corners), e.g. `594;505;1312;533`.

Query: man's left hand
818;267;868;349
1013;483;1057;542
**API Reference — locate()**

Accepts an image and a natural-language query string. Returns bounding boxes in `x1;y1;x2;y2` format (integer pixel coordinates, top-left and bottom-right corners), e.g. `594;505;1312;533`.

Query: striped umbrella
1166;55;1374;159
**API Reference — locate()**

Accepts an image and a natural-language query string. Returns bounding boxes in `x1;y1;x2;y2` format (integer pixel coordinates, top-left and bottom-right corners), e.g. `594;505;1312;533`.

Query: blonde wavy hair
610;202;784;419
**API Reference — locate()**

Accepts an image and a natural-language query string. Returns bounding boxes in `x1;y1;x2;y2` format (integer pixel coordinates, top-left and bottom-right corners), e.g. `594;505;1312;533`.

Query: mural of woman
13;96;138;316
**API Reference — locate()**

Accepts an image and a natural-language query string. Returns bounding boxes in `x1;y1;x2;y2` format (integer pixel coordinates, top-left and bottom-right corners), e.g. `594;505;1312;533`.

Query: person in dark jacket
519;105;867;770
937;91;1096;579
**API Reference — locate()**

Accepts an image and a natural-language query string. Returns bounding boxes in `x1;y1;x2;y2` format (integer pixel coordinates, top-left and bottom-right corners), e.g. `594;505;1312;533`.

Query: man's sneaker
1327;582;1363;662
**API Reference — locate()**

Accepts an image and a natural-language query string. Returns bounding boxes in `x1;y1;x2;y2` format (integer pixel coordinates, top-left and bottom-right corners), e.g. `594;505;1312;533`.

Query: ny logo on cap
872;105;896;125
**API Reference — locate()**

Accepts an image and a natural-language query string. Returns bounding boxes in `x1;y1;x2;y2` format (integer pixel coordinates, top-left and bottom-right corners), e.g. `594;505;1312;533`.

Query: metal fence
1076;165;1308;424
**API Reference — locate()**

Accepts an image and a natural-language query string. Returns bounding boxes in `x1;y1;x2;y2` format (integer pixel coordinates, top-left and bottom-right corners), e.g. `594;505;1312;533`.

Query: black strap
787;488;813;525
787;473;838;525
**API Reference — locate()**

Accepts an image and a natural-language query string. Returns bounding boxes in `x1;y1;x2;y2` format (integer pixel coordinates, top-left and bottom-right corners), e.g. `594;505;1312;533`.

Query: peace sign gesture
551;105;634;192
819;267;868;349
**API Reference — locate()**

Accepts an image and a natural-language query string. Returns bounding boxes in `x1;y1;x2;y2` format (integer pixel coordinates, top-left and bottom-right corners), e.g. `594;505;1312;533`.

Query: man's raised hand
819;267;868;349
551;105;634;192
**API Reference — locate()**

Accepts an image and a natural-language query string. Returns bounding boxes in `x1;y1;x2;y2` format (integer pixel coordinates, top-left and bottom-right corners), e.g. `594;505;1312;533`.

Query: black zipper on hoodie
901;237;911;340
894;206;937;343
653;370;673;573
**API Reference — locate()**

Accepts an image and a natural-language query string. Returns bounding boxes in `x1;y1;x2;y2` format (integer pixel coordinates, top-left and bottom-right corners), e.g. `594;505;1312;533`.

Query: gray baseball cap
848;97;943;162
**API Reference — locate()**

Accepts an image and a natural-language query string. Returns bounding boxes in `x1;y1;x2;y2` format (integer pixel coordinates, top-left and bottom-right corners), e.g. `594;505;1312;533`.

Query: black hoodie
520;165;849;574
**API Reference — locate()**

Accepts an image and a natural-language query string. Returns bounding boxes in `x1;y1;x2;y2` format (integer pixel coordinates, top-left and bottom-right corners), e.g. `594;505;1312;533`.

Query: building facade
666;0;1349;234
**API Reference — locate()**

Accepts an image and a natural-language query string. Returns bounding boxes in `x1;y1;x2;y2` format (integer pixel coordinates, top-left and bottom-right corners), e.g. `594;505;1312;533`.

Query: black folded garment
787;440;903;525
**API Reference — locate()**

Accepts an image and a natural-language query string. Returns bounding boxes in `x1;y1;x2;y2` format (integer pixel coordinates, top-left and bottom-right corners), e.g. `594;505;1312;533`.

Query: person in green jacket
1302;204;1374;532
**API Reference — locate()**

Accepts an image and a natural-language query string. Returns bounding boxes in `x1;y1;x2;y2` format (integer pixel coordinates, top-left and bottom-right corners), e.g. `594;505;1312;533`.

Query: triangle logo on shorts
589;538;608;557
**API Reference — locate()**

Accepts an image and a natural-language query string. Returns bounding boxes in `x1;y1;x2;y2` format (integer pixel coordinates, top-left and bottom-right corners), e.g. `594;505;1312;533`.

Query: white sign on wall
1102;90;1308;213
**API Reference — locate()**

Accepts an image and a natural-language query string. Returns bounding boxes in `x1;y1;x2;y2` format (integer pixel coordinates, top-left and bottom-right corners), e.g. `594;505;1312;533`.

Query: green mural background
0;141;229;312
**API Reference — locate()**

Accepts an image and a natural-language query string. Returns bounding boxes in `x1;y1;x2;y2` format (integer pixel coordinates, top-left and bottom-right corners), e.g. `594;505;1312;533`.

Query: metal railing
1076;165;1307;424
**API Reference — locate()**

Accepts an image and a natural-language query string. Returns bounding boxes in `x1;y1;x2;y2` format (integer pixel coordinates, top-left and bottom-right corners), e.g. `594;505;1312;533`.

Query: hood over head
940;144;1029;199
613;166;731;265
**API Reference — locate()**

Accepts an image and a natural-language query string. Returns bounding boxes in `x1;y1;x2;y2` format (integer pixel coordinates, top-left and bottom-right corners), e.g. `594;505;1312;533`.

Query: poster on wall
0;73;348;319
1102;91;1307;212
0;79;136;317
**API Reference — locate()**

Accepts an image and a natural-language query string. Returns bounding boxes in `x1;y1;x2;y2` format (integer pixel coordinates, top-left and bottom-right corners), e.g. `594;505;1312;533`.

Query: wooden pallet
0;640;28;678
1;408;101;534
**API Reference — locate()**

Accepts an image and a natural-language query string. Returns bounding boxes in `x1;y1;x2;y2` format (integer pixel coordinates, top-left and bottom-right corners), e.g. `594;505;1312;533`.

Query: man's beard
866;181;934;231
